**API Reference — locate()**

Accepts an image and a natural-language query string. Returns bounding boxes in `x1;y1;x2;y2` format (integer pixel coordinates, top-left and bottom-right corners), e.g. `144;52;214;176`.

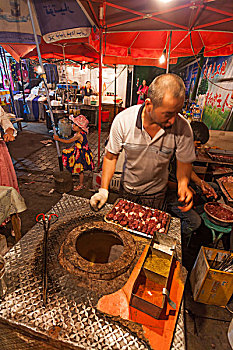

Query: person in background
0;106;19;192
90;74;196;212
81;81;93;97
0;106;26;236
137;79;149;105
53;115;94;191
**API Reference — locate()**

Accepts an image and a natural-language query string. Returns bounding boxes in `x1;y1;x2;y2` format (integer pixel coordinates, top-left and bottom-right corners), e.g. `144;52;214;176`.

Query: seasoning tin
130;233;176;319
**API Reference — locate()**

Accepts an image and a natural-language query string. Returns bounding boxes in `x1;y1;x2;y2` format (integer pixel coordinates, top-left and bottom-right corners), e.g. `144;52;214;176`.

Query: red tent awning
79;0;233;33
1;43;36;62
23;38;99;62
88;30;233;66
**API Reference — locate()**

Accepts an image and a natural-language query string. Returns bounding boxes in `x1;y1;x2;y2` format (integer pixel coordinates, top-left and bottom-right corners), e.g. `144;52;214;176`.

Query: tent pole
221;106;233;131
0;48;17;115
130;66;134;106
19;58;27;116
62;45;70;113
98;26;103;169
98;6;104;169
166;31;172;74
114;64;116;118
27;0;63;171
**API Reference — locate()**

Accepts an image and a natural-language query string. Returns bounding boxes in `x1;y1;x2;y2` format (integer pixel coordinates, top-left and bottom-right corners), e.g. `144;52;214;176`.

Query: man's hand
177;184;193;212
90;188;109;211
200;180;217;199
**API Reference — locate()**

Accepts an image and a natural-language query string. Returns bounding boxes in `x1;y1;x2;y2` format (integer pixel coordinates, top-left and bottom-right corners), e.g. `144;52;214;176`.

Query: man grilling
90;73;196;212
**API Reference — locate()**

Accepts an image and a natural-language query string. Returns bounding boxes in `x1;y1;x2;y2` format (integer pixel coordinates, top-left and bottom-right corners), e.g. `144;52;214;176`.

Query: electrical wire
105;65;126;91
189;32;232;92
186;308;231;322
226;305;233;314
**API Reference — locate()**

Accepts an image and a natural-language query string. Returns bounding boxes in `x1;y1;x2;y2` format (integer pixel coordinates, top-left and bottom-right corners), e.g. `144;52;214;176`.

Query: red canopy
1;43;37;62
6;37;98;63
79;0;233;66
79;0;233;33
89;30;233;66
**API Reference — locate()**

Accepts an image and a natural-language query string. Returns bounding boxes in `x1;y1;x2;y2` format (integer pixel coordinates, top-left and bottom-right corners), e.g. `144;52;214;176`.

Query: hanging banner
199;55;233;130
183;63;199;101
183;55;233;130
0;0;41;44
33;0;92;43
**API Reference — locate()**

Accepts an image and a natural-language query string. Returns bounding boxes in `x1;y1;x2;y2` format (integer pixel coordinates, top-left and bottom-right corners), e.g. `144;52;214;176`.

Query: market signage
200;56;233;130
184;55;233;130
0;0;41;44
33;0;92;43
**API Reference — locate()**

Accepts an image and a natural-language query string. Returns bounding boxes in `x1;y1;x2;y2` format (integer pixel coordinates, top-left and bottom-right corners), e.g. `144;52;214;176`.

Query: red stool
101;111;110;130
101;111;110;122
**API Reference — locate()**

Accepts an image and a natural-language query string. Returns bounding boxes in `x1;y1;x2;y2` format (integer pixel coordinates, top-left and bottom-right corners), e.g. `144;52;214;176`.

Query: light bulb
159;53;166;64
37;66;43;73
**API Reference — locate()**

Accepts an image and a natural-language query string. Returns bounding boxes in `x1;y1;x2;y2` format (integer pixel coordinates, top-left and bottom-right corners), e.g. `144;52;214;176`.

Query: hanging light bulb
37;65;43;74
159;50;166;64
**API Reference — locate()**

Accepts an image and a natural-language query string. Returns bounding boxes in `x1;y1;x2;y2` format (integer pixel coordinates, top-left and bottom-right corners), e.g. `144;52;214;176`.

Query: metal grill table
0;195;185;350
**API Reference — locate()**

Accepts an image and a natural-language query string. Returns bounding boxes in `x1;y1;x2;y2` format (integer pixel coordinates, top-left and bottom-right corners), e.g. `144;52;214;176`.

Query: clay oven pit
59;219;137;281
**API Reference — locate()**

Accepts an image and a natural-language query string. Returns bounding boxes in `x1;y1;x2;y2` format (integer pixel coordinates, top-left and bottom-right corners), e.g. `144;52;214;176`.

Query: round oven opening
76;228;124;264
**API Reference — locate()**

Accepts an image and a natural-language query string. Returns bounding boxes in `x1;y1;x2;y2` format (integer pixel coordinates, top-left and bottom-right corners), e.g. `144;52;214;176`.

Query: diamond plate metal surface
0;195;185;350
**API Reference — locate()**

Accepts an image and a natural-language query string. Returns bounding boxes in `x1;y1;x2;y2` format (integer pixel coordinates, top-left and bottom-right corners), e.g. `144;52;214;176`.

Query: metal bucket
53;170;73;193
58;118;72;138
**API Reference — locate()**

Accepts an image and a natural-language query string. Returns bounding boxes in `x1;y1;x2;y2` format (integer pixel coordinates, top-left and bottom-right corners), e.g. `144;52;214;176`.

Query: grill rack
0;195;185;350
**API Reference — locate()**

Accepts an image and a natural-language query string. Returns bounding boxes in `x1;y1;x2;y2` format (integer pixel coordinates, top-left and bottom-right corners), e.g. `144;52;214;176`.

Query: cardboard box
92;172;121;192
92;172;102;191
190;246;233;307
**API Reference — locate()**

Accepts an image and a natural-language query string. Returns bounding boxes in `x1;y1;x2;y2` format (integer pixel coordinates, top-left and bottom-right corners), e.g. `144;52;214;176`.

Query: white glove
90;188;109;211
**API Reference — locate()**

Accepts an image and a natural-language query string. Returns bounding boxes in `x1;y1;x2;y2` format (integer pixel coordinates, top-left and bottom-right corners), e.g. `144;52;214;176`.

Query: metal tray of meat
206;149;233;163
204;202;233;224
104;198;171;239
217;176;233;202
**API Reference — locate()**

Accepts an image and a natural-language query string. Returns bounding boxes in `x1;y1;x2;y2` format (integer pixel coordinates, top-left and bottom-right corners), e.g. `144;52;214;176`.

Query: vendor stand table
46;109;68;130
0;195;185;350
102;103;124;124
194;150;233;181
65;102;98;127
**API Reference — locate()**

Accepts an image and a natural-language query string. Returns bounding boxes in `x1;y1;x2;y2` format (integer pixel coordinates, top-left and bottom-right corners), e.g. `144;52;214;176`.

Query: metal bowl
204;202;233;225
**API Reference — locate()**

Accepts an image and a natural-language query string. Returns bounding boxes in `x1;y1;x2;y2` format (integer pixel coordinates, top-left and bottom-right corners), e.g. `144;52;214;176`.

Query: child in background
53;115;94;191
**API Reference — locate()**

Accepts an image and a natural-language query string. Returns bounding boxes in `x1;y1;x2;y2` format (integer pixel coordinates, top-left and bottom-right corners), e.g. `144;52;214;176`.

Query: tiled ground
13;125;108;177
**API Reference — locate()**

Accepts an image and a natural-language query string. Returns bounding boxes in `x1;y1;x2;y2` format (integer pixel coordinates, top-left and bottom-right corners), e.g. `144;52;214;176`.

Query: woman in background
0;106;19;192
81;81;93;97
137;79;149;105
